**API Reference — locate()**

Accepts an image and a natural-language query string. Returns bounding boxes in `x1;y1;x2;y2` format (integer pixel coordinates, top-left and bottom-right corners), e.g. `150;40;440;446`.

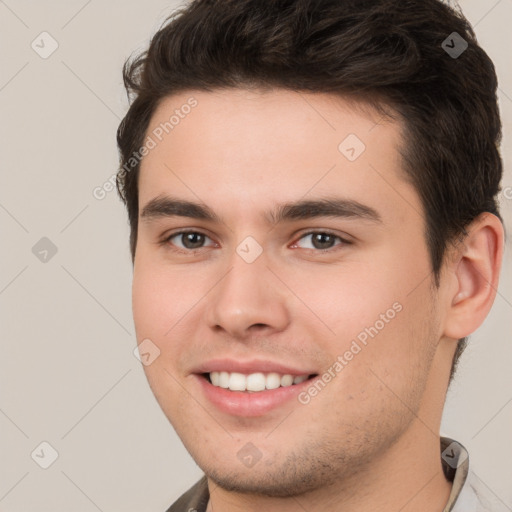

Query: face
133;88;444;496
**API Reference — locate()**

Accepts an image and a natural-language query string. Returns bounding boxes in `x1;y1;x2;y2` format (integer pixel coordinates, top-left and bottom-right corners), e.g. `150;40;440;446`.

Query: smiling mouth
201;371;318;392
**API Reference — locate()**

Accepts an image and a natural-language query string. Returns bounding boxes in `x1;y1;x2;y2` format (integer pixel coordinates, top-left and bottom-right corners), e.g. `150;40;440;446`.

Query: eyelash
159;229;352;255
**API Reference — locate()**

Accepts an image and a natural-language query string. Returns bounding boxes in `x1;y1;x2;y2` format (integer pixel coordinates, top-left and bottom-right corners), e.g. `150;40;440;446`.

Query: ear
443;212;504;339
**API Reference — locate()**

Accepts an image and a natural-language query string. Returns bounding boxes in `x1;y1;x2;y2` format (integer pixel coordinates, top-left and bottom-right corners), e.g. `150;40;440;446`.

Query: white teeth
210;371;220;386
229;372;246;391
246;373;266;391
265;372;281;390
208;371;310;392
280;374;294;387
219;371;230;388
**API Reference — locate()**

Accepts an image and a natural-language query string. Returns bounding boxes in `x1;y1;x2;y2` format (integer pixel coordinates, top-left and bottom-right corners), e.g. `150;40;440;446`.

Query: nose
204;251;291;341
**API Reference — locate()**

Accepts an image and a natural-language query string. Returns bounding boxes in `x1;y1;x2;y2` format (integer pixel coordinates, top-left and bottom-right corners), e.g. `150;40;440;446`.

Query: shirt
165;437;509;511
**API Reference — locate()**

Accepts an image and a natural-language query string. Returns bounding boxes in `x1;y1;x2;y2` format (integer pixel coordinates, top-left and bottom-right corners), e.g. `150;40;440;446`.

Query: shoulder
164;476;209;512
452;467;510;511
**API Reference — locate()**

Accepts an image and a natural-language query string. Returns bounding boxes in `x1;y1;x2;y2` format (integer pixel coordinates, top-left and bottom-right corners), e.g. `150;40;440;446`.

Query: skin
132;88;503;512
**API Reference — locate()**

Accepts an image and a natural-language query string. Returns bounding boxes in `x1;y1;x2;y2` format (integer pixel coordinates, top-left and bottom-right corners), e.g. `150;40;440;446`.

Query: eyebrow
140;195;382;225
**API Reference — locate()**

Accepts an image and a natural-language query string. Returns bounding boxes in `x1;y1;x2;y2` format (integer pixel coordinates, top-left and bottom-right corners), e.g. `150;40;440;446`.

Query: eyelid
160;228;353;253
290;229;352;250
162;229;217;252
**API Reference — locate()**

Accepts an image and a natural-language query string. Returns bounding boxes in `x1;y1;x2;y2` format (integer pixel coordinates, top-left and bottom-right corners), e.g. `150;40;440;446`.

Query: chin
198;450;347;499
207;470;325;498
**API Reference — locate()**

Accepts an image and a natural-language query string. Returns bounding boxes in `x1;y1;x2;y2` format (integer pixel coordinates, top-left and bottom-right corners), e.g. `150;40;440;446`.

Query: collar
441;436;470;511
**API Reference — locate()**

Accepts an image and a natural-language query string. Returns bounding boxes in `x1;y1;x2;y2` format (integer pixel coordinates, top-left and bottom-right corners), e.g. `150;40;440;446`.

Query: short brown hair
116;0;503;382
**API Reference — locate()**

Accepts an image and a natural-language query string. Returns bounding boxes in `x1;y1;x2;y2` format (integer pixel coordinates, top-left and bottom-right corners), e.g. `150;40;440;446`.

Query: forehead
138;88;418;225
143;88;400;162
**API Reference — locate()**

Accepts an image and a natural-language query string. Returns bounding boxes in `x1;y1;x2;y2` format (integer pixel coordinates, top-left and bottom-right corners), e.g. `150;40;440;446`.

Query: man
116;0;507;510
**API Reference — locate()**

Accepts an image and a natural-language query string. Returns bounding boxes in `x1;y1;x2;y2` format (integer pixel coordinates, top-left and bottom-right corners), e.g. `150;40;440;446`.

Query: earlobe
443;213;504;339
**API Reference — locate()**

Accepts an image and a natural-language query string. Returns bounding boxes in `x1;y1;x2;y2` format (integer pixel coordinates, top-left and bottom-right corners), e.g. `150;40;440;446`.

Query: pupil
314;233;333;249
184;233;204;249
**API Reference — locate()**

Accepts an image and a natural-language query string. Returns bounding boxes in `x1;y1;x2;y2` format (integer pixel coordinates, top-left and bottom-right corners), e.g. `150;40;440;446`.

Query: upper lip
192;358;316;376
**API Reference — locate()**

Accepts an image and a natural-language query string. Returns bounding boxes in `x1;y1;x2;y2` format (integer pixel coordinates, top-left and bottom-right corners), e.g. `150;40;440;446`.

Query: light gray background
0;1;511;510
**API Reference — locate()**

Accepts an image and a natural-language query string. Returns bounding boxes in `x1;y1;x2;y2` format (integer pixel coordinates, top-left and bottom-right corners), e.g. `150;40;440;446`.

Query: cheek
340;283;438;410
298;263;404;342
131;256;211;384
132;257;192;340
132;267;161;340
305;249;436;381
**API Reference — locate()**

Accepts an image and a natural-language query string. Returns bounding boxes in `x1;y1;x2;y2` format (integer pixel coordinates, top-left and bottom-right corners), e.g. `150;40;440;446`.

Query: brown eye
179;232;206;249
165;230;215;252
294;231;350;251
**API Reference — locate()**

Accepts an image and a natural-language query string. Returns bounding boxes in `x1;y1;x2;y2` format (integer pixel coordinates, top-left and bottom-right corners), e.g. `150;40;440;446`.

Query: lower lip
196;375;315;417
